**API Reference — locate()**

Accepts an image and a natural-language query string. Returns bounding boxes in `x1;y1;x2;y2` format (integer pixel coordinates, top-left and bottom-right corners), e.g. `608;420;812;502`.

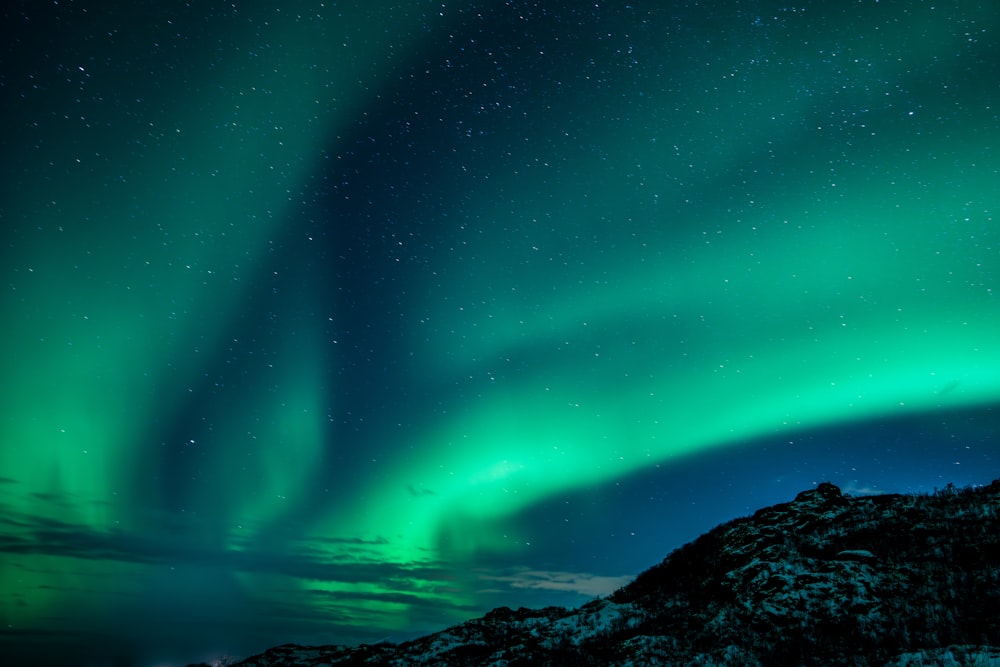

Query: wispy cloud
0;500;637;651
842;482;888;496
0;502;466;591
481;569;634;597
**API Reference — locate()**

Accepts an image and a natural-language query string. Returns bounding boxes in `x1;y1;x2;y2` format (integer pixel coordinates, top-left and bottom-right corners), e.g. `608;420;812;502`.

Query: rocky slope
196;481;1000;666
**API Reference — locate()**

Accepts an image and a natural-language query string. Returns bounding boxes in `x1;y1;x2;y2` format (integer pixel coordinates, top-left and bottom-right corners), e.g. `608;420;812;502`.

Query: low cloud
481;568;634;598
842;482;887;497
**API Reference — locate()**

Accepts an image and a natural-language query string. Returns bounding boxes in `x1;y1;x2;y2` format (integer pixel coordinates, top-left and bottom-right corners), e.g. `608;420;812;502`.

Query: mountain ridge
194;481;1000;666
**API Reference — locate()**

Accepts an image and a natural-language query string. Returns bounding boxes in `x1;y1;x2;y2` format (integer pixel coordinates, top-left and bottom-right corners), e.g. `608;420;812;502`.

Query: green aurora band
1;0;446;640
1;0;998;652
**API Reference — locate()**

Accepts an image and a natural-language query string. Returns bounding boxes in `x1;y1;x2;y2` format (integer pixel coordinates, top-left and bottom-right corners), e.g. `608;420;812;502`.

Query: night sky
1;1;998;665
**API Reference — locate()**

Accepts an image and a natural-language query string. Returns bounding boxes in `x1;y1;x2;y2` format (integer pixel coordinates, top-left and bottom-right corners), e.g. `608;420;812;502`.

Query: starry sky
1;1;998;665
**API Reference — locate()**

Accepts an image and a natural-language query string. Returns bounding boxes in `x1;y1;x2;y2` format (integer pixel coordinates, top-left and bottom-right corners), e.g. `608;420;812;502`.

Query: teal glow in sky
1;1;998;665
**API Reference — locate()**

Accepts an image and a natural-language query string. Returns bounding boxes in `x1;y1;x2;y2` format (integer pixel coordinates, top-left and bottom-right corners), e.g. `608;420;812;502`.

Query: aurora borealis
1;1;998;664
